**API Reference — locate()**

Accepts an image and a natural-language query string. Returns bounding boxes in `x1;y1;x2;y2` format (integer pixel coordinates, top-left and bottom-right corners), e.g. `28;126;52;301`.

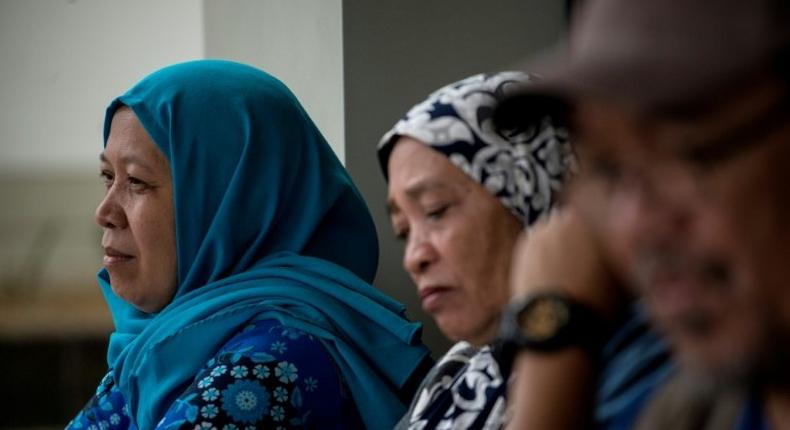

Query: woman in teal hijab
67;60;430;430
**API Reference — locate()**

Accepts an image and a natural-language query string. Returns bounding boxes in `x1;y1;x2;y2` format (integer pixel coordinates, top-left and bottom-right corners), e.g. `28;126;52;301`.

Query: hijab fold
100;60;429;429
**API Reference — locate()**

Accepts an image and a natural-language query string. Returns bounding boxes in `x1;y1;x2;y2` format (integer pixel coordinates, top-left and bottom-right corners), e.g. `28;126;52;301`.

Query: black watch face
518;296;570;341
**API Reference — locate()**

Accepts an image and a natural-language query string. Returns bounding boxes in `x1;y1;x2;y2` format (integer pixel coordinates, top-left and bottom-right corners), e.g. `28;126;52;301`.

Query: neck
765;388;790;430
464;318;500;348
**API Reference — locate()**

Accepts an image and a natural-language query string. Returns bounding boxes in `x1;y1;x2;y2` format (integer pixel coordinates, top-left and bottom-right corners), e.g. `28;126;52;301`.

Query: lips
642;267;724;333
635;251;702;313
103;246;135;266
418;286;454;313
647;271;698;310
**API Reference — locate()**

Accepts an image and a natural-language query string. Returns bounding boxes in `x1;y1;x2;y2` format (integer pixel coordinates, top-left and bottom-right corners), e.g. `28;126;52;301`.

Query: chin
671;330;762;391
111;286;153;313
110;283;133;303
681;325;790;393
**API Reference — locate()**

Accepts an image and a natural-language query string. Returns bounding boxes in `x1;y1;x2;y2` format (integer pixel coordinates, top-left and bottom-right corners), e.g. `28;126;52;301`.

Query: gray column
204;0;346;161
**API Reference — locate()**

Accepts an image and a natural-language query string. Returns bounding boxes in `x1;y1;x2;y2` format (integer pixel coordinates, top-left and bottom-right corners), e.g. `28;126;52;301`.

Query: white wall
0;0;204;174
204;0;345;161
0;0;204;291
0;0;345;174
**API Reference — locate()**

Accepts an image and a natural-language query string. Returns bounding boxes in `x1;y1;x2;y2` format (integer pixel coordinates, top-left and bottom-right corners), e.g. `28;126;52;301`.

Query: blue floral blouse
67;319;364;429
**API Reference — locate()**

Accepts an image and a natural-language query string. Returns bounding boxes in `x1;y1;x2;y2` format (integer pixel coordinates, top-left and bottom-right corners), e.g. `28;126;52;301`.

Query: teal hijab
98;60;429;429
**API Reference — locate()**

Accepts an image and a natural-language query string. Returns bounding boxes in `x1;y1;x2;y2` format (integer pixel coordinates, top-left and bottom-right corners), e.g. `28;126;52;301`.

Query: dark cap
496;0;790;125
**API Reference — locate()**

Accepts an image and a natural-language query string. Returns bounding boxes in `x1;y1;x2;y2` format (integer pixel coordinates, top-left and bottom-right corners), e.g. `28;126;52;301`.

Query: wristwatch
496;292;611;369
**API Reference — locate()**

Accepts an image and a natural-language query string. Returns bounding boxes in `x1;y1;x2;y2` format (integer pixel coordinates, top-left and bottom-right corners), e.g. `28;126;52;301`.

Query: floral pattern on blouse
67;371;135;430
67;319;363;430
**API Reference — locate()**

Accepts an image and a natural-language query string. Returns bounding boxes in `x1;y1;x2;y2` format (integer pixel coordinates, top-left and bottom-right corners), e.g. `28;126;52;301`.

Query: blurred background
0;0;564;427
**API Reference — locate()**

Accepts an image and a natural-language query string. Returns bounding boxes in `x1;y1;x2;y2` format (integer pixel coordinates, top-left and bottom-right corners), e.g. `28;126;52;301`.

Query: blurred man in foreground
496;0;790;427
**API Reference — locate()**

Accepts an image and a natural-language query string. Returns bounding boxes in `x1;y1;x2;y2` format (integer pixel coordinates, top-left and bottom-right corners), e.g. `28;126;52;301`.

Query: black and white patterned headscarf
378;71;575;227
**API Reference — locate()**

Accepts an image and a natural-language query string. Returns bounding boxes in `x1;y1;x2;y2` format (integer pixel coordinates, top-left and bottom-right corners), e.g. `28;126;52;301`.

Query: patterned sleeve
66;371;135;430
156;319;363;430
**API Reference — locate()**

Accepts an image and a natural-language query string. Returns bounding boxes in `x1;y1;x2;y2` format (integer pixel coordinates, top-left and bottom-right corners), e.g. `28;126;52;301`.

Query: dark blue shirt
67;319;364;429
596;304;675;430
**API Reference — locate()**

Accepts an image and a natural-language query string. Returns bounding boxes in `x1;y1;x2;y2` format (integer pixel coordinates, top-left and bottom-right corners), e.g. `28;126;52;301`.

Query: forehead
102;107;168;168
386;137;471;197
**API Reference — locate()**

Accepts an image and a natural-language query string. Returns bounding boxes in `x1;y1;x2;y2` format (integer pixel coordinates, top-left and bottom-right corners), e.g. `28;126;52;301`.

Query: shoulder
217;318;327;364
67;371;133;430
401;342;506;429
157;318;363;429
431;341;503;383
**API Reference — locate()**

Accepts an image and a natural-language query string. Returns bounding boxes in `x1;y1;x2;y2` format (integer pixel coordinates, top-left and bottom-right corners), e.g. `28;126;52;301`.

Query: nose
606;173;695;254
95;187;128;230
403;230;439;279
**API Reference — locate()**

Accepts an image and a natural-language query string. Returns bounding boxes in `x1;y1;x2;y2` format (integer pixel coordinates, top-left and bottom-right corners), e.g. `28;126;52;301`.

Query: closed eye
391;221;409;241
395;228;409;241
426;205;449;220
100;170;114;188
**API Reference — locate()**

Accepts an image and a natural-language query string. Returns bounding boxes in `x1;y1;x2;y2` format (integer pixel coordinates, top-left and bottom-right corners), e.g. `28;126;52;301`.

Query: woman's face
387;137;523;345
95;107;177;313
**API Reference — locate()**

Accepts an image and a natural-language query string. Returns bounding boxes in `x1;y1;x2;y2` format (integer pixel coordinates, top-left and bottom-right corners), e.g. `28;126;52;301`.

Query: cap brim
493;49;582;131
496;36;790;132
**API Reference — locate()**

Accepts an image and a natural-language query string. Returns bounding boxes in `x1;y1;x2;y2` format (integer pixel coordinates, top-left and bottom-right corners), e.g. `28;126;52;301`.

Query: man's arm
506;209;628;429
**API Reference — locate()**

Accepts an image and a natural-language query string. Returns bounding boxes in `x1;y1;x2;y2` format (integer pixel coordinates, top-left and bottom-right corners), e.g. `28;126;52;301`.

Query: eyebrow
679;97;790;165
385;179;454;215
99;152;157;175
385;201;399;216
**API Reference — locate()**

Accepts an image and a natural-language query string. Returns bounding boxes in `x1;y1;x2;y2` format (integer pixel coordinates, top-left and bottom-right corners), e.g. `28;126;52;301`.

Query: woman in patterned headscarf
379;72;575;429
67;60;431;430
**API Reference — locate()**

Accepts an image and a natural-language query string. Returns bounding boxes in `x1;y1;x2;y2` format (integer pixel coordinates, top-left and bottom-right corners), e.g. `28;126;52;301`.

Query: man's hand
510;208;627;319
506;209;628;429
